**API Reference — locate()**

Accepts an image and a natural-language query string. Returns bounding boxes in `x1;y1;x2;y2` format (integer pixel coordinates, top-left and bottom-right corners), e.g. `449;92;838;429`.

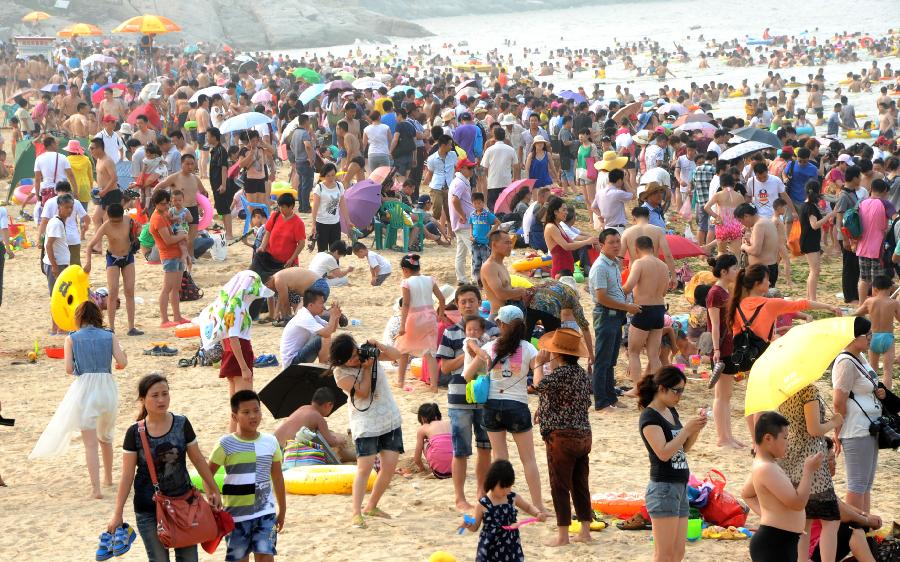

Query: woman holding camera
832;317;888;514
331;334;403;529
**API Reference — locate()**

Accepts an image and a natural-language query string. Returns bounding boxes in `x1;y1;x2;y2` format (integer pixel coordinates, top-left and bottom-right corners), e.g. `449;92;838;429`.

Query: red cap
781;145;794;156
459;95;468;102
456;158;477;171
102;114;117;123
479;91;489;99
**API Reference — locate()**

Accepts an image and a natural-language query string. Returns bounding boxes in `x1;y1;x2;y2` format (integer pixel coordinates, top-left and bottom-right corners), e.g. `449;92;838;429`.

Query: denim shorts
393;153;413;175
483;399;532;433
645;480;690;518
449;407;491;457
162;258;185;272
355;426;404;457
695;207;710;233
226;513;277;561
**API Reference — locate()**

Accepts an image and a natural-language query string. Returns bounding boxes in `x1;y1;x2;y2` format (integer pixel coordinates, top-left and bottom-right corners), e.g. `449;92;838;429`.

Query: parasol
352;78;385;90
91;83;127;104
663;234;707;260
258;364;347;419
22;11;50;23
719;140;772;161
612;100;642;124
557;90;587;104
58;23;103;38
673;112;712;127
292;67;322;84
251;90;273;104
340;179;382;235
731;126;780;148
493;179;536;214
112;14;181;34
126;102;162;130
299;83;327;105
83;54;117;66
189;86;227;103
325;80;353;92
219;111;272;134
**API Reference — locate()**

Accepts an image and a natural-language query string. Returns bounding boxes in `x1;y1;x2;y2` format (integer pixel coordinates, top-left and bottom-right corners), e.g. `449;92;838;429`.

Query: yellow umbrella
58;23;103;37
22;11;51;23
744;316;855;415
112;14;181;35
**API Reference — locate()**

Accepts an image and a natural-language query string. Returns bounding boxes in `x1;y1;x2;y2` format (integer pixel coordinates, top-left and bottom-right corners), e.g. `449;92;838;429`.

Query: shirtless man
90;137;120;230
154;153;208;256
622;236;670;392
97;88;125;124
620;206;676;285
83;203;142;336
130;115;156;146
479;230;526;319
736;203;781;286
741;411;823;562
59;88;83;119
265;268;328;321
61;102;90;138
272;387;349;451
806;84;823;116
338;120;365;184
195;95;211;179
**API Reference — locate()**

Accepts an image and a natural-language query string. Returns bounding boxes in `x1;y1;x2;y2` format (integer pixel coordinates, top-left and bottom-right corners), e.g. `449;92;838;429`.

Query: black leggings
749;525;800;562
841;245;860;303
315;221;342;252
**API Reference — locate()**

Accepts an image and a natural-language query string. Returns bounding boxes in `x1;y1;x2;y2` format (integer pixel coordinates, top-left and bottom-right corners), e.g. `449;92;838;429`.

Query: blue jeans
592;305;626;409
135;511;198;562
289;335;322;365
297;161;315;212
449;407;491;457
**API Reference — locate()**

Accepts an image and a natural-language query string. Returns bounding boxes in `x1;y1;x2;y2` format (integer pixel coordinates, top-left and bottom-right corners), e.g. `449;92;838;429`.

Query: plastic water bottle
350;318;362;327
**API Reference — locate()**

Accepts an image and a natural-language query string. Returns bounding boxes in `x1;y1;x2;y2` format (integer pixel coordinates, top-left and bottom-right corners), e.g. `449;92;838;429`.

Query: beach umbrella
455;79;476;94
112;14;181;34
138;82;163;103
663;235;707;260
657;102;689;116
719;140;772;161
673;112;712;127
388;85;422;98
299;83;327;105
58;23;103;38
557;90;587;104
219;111;272;134
340;179;382;235
292;67;322;84
183;43;199;55
258;364;347;419
234;53;254;63
126;102;162;130
493;179;536;214
91;83;127;103
353;78;385;90
334;70;355;81
251;90;273;104
7;88;35;103
40;84;64;93
612;100;643;124
189;85;227;103
325;80;352;92
368;167;392;184
83;54;117;66
22;11;50;23
456;86;478;100
237;60;258;74
674;122;717;136
731;126;780;149
745;317;855;415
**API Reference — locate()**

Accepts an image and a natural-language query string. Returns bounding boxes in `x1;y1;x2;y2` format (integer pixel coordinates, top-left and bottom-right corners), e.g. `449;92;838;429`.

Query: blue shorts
162;258;185;272
355;426;404;457
106;251;135;269
197;132;208;149
312;277;330;300
393;154;413;175
695;207;710;233
645;480;690;518
483;399;532;433
871;332;895;355
225;513;277;561
449;407;491;457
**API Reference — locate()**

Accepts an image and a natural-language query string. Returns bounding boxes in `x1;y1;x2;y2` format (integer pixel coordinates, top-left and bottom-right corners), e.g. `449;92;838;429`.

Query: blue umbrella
41;84;64;93
557;90;587;103
388;85;422;99
184;44;199;55
67;57;80;69
299;83;327;105
219;111;272;134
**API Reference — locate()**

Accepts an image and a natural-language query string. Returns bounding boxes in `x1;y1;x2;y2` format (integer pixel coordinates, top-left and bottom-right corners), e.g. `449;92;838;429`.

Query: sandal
363;507;391;519
126;328;144;337
616;511;652;531
258;317;274;325
351;514;367;529
143;345;178;357
271;318;289;328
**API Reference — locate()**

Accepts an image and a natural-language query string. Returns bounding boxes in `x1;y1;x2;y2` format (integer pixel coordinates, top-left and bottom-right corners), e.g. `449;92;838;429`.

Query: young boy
853;275;900;389
468;192;500;284
772;198;792;288
352;241;392;286
416;195;451;246
169;190;192;270
742;411;823;562
209;390;286;562
243;207;268;257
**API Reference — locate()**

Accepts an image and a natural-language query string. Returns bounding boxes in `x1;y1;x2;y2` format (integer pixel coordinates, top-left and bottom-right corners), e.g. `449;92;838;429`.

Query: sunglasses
667;386;686;396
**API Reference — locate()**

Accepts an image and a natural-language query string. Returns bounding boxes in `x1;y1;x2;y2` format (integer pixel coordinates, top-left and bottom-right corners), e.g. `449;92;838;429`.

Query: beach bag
788;219;802;257
137;421;218;549
465;375;490;404
842;203;863;239
210;231;227;261
698;469;748;528
731;304;770;372
586;157;598;181
180;271;203;302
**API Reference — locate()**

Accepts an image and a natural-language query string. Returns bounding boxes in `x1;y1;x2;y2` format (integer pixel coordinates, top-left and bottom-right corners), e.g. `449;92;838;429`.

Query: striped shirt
437;320;500;409
210;433;282;523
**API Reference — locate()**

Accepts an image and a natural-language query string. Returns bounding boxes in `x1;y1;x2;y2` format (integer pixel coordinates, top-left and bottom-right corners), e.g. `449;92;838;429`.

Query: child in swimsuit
852;275;900;388
169;190;192;269
413;403;452;479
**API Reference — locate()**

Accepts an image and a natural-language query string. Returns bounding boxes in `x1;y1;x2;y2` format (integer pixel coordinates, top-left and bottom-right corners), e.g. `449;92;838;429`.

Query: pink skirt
715;220;743;241
394;305;438;356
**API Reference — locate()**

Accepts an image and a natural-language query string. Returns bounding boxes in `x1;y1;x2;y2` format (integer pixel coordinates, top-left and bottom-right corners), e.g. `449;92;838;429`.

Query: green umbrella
292;67;322;84
336;70;355;81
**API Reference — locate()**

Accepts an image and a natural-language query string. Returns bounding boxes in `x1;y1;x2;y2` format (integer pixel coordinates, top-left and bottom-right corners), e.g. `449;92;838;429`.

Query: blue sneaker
112;523;136;556
96;532;114;561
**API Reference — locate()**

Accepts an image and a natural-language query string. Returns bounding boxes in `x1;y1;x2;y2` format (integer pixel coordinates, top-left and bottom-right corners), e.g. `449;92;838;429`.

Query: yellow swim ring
50;265;90;332
284;465;374;495
271;182;297;197
728;90;745;98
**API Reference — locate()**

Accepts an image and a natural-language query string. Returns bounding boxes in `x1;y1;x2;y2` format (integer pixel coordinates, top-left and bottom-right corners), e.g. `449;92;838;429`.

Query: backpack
881;215;900;277
731;304;771;371
179;270;203;302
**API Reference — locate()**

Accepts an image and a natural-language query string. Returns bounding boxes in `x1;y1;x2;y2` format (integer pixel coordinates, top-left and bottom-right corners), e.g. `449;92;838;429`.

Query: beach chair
239;194;270;235
374;200;414;252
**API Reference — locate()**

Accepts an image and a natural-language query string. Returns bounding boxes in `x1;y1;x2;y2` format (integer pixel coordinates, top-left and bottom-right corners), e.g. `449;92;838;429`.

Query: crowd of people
3;26;900;562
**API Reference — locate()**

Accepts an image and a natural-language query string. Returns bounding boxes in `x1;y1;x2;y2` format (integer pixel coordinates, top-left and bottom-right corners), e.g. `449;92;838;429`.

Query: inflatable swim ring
13;184;36;204
190;467;225;492
838;79;852;85
270;181;297;198
728;91;745;98
591;492;646;519
50;265;90;332
784;82;804;88
429;552;457;562
846;129;873;139
196;194;213;230
184;120;198;131
174;322;200;338
511;256;551;273
284;464;375;495
685;271;717;304
568;520;608;533
510;274;533;288
795;125;814;136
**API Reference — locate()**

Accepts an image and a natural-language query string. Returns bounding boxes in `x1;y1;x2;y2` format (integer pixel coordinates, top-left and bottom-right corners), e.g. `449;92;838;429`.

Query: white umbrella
219;111;272;134
455;79;475;94
138;82;162;103
456;86;478;100
719;140;772;161
352;78;385;90
83;54;116;66
251;90;273;104
190;86;227;103
234;54;255;63
657;102;688;116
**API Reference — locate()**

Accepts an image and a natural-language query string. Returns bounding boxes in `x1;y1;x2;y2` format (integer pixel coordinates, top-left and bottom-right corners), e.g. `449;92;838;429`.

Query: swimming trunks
870;332;895;355
187;205;199;225
766;263;779;287
106;251;135;269
631;304;666;331
749;525;800;562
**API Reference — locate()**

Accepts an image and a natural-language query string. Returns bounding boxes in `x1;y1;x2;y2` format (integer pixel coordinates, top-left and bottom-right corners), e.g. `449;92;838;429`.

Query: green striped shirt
210;433;282;523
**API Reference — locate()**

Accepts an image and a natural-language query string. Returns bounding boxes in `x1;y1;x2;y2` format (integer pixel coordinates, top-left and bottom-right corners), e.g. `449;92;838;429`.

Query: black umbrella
237;60;258;74
258;363;347;419
731;126;780;149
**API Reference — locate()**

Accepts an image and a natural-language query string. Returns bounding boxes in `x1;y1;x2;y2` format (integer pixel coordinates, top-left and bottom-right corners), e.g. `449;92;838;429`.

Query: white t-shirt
644;144;664;170
481;142;517;191
42;216;70;266
366;250;392;275
746;175;786;218
364;123;391;156
0;206;8;230
279;307;326;366
312;182;344;225
94;129;124;163
309;252;339;278
522;201;539;243
41;196;87;244
34;151;72;190
675;155;697;187
483;339;536;405
832;353;883;439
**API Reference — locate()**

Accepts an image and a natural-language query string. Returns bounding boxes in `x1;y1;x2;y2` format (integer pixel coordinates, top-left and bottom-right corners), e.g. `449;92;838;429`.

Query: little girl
394;254;445;391
464;315;490;373
461;459;546;562
413;403;453;479
169;190;192;269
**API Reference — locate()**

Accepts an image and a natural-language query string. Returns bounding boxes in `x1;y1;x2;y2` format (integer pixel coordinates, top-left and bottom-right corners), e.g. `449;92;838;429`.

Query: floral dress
476;493;525;562
714;205;743;241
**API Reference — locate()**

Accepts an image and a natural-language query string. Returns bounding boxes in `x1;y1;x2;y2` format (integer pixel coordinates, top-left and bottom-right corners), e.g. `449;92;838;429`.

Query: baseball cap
417;194;431;207
837;153;854;164
102;114;117;123
455;158;477;171
497;305;524;324
781;145;794;157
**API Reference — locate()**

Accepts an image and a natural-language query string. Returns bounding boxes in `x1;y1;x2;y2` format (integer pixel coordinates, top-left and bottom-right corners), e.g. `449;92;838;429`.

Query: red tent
126;102;161;130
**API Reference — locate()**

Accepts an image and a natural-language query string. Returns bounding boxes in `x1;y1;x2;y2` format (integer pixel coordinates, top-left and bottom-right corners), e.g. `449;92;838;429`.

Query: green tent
6;136;89;203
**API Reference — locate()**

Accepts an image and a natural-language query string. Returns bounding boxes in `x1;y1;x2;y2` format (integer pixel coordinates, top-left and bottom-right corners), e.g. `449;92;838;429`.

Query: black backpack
731;304;771;371
179;271;203;302
881;215;900;278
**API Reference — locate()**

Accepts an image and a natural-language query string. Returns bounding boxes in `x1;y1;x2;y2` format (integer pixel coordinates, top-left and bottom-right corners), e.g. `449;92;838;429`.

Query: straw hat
537;328;589;358
500;114;518;126
594;150;629;171
64;139;84;155
441;108;456;121
531;135;549;146
638;181;667;201
118;122;134;135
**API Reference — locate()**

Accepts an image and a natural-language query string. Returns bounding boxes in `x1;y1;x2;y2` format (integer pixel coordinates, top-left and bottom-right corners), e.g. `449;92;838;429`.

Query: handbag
585;157;598;181
698;469;749;528
137;420;218;549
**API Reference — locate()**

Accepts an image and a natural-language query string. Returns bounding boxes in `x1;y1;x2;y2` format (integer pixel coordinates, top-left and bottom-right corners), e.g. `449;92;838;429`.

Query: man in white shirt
480;128;517;212
707;129;730;156
39;181;89;266
95;115;125;163
33;137;78;203
593;169;633;234
43;194;74;334
746;161;795;218
279;287;342;366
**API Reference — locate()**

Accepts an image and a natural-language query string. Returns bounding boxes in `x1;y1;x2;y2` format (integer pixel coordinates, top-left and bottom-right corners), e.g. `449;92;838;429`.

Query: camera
359;343;381;361
869;417;900;450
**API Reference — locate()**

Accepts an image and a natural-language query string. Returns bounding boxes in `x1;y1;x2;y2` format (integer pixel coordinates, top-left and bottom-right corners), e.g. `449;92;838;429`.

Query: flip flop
363;507;391;519
351;514;367;529
616;511;652;531
160;321;180;328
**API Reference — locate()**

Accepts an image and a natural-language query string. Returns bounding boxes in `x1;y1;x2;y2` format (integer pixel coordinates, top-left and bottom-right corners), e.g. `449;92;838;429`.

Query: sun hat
558;276;577;291
537;328;589;358
531;135;549;146
632;129;653;145
441;108;455;121
64;139;84;155
439;284;457;304
118;122;133;135
638;181;667;201
837;153;854;164
500;114;518;126
595;150;629;171
496;305;524;324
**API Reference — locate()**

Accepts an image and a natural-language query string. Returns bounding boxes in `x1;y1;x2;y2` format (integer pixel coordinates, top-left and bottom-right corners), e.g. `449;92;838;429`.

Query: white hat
436;284;456;304
837;153;854;165
500;114;517;126
531;135;549;146
558;276;577;291
497;305;524;324
118;122;134;135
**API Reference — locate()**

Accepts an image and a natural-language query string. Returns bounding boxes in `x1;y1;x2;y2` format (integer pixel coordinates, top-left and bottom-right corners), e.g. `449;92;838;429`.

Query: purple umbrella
326;79;352;92
557;90;587;103
340;180;382;234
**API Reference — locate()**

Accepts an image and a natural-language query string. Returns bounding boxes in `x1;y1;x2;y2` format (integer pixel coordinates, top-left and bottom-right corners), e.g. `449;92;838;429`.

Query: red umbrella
91;83;127;104
493;179;535;214
126;102;161;130
663;234;707;260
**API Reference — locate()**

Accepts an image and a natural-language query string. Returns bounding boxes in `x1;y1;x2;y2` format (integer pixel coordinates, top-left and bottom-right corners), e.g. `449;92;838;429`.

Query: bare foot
90;489;103;499
455;499;474;512
622;389;638;398
573;532;593;544
544;536;571;547
103;479;113;487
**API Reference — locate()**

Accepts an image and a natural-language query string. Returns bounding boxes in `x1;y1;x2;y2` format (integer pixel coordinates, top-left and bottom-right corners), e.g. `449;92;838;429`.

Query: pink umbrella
368;166;392;184
91;83;127;104
251;90;273;104
340;180;382;234
493;179;536;214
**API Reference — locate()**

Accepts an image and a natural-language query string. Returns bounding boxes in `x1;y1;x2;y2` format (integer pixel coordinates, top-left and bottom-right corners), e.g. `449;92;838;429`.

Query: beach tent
6;137;89;202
